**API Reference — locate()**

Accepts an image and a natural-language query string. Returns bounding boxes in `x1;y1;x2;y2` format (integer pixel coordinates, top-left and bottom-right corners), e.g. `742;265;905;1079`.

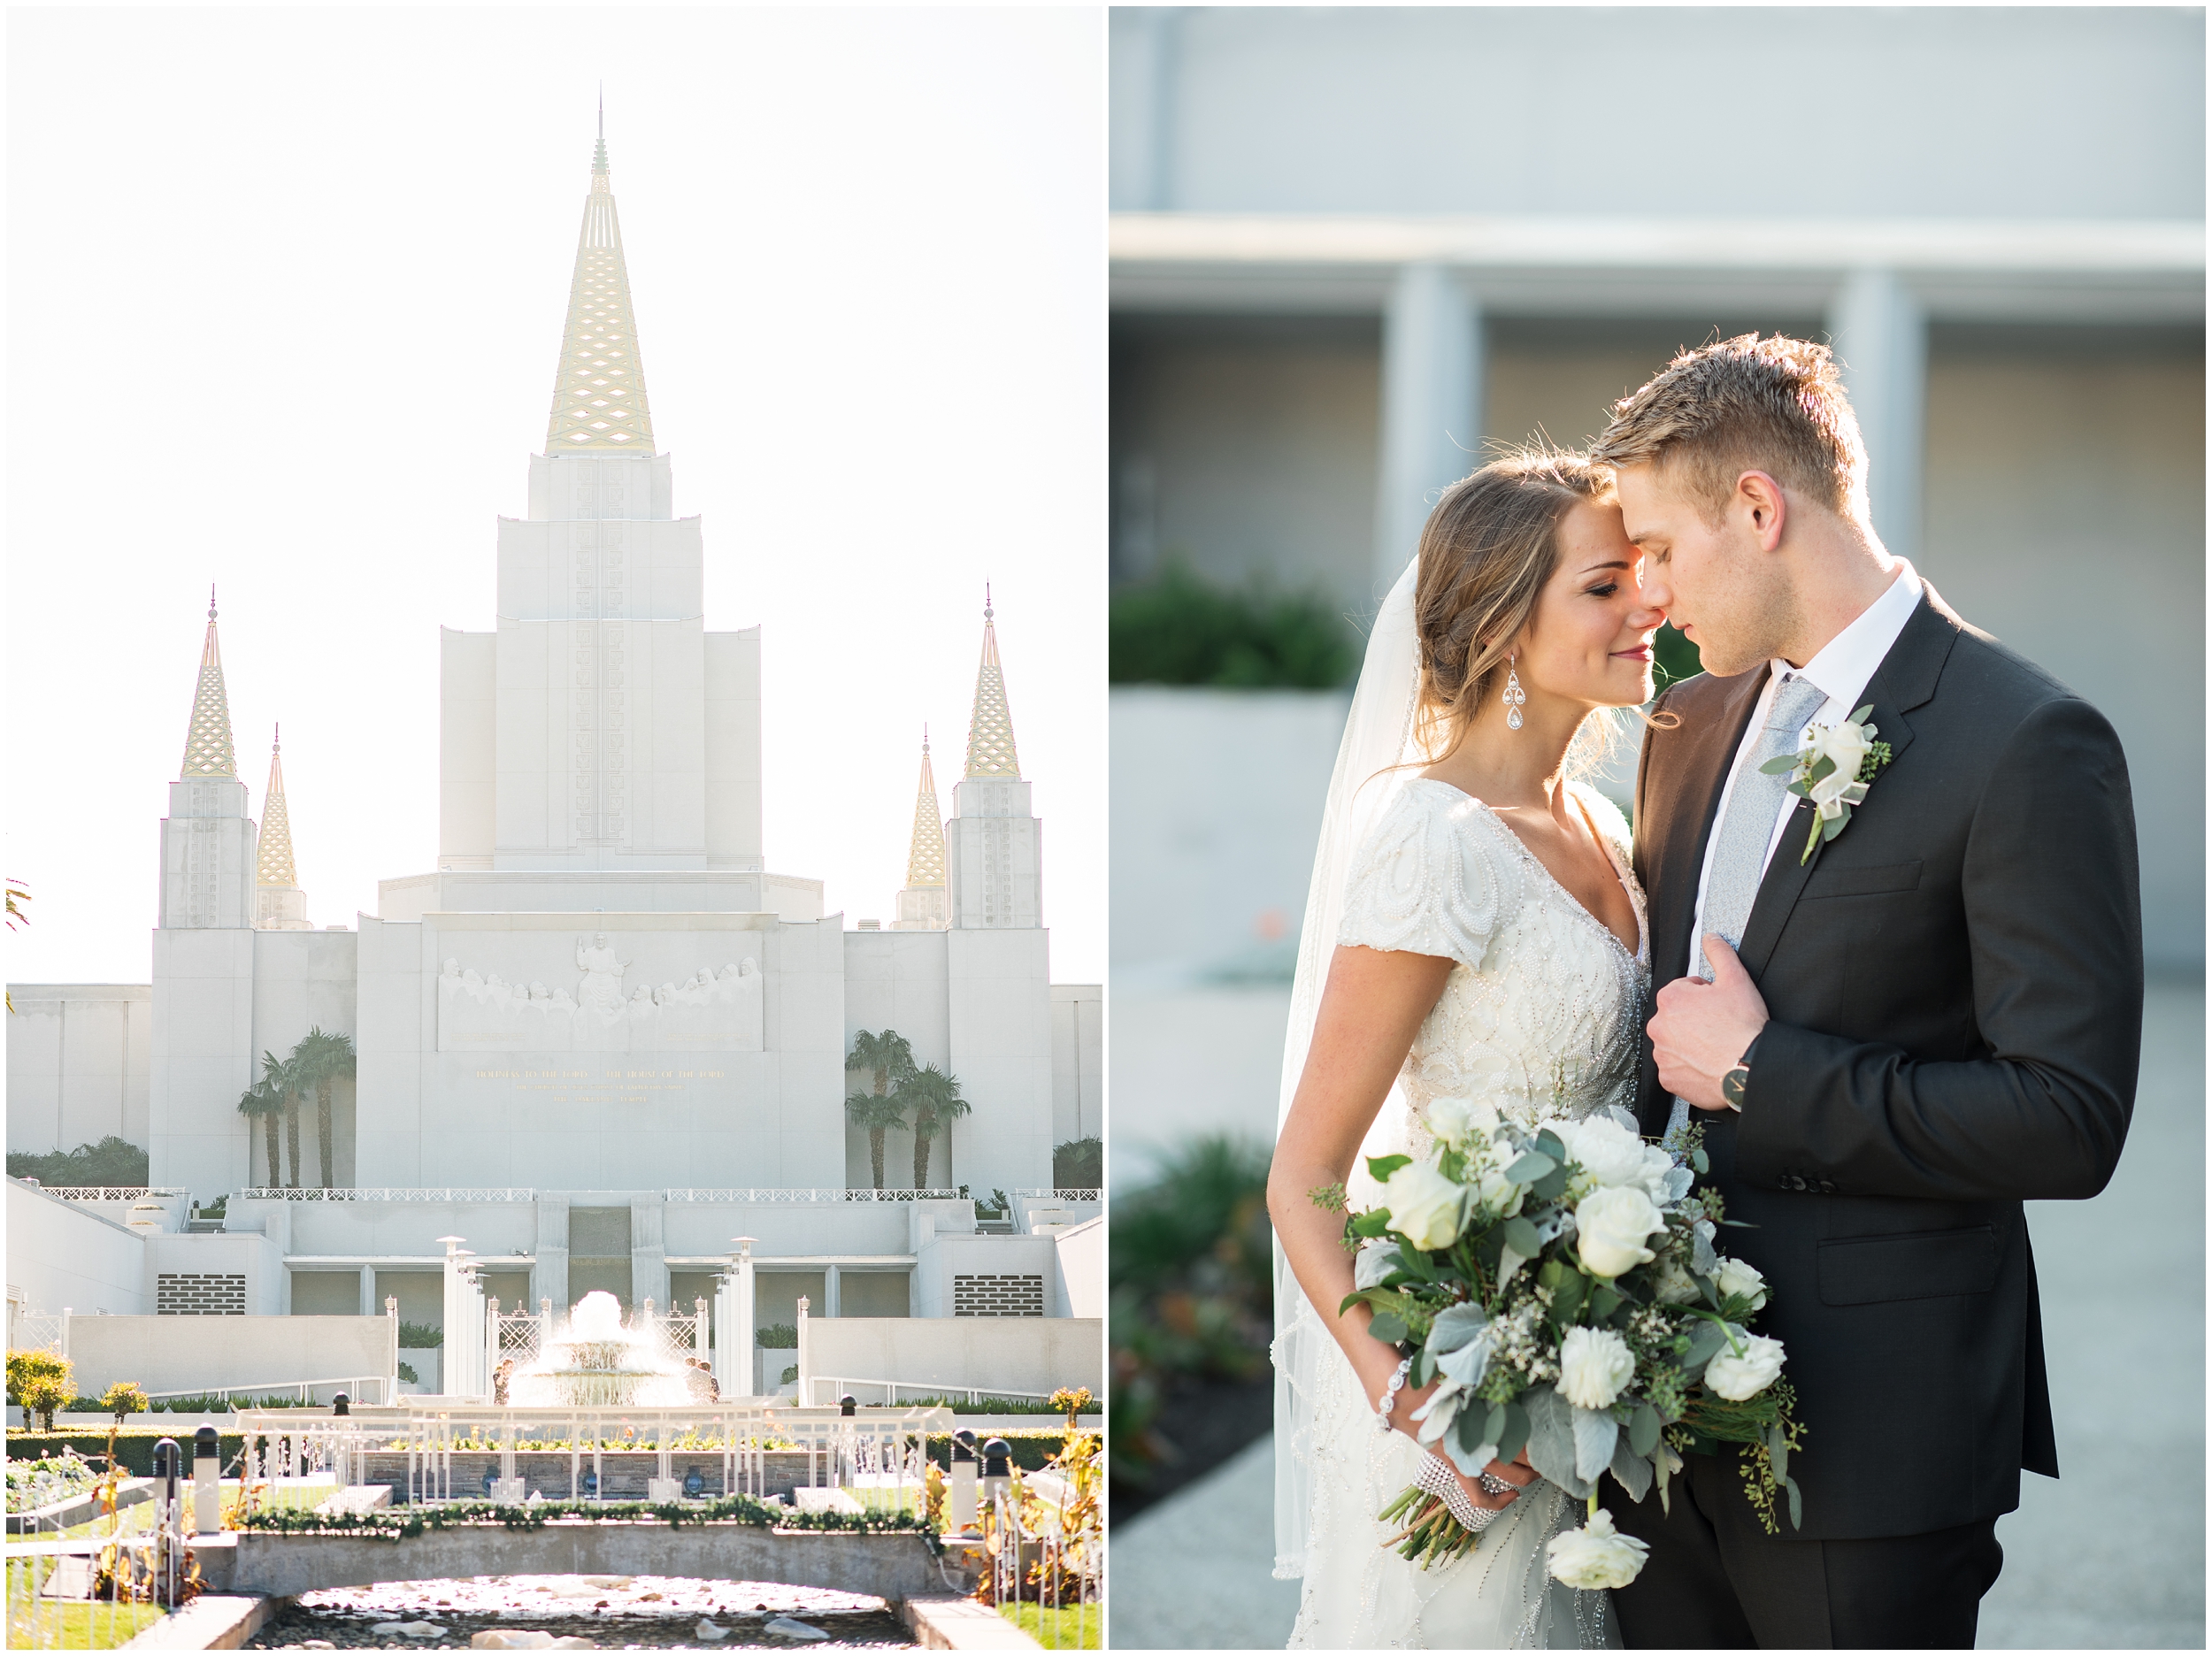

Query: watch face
1721;1066;1749;1110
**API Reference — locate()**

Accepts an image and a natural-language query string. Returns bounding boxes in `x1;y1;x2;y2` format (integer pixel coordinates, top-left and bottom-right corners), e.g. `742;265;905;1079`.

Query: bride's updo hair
1412;445;1615;761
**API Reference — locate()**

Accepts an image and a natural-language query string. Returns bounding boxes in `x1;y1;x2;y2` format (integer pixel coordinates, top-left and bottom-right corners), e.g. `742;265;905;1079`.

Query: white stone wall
4;985;151;1157
799;1313;1102;1404
158;778;257;932
1049;984;1102;1149
841;929;952;1188
5;1182;150;1317
440;627;498;870
63;1313;394;1400
1051;1215;1103;1320
945;928;1054;1197
944;777;1042;930
149;927;257;1201
703;629;764;871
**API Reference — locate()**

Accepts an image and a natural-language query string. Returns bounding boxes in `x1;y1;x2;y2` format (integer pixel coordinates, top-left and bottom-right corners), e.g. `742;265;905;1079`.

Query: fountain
509;1291;699;1408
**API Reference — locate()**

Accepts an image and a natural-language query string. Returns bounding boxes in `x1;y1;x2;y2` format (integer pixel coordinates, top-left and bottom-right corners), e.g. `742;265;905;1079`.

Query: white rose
1574;1185;1664;1278
1556;1326;1636;1412
1715;1256;1769;1313
1383;1161;1470;1253
1425;1094;1498;1148
1545;1506;1650;1591
1703;1333;1786;1401
1651;1258;1701;1305
1473;1162;1526;1220
1555;1116;1674;1202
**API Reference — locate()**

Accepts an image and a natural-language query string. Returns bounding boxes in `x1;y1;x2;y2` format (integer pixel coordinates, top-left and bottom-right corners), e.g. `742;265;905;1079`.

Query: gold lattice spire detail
962;589;1021;778
257;725;298;888
179;587;238;778
904;728;948;887
544;114;656;453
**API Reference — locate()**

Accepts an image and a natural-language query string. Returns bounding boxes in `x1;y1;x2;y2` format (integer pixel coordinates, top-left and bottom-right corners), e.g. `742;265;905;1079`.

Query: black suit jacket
1632;584;2142;1541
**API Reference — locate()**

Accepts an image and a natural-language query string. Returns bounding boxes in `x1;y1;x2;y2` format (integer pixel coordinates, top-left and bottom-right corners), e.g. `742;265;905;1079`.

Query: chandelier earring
1502;655;1527;731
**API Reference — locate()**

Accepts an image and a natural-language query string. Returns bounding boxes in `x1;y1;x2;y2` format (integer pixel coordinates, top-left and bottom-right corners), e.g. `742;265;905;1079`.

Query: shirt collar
1774;558;1924;705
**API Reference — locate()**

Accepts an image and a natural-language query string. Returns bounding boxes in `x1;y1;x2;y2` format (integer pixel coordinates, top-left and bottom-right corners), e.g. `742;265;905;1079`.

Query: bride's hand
1387;1370;1537;1511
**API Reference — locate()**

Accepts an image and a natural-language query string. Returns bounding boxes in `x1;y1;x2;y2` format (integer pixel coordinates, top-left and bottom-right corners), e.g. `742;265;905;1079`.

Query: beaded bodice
1338;779;1649;1135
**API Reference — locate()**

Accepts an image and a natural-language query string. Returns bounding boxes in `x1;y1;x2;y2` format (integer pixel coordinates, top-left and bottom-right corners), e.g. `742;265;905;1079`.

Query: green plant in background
292;1027;355;1192
9;1348;73;1408
260;1047;305;1188
1054;1137;1102;1188
236;1081;283;1188
1654;622;1701;688
6;1136;152;1187
396;1321;442;1349
755;1323;799;1349
99;1382;149;1422
845;1028;917;1191
780;1365;799;1386
396;1361;419;1385
1109;1134;1276;1490
901;1062;969;1190
1110;558;1356;688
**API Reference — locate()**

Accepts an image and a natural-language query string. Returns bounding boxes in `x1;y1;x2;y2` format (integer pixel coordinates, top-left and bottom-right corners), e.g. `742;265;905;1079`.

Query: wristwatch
1721;1031;1763;1113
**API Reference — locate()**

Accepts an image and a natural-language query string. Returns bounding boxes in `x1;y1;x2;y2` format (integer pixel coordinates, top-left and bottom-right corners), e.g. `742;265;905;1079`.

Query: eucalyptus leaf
1536;1129;1567;1163
1365;1154;1412;1183
1768;1421;1789;1488
1608;1435;1654;1504
1368;1312;1408;1346
1494;1399;1531;1468
1851;704;1873;724
1410;1348;1433;1389
1786;1473;1803;1530
1571;1407;1620;1484
1496;1243;1528;1287
1532;1165;1571;1202
1690;1146;1709;1176
1551;1270;1586;1322
1679;1318;1728;1379
1504;1152;1556;1184
1756;754;1799;775
1587;1285;1621;1322
1502;1216;1544;1258
1520;1386;1589;1499
1629;1402;1662;1459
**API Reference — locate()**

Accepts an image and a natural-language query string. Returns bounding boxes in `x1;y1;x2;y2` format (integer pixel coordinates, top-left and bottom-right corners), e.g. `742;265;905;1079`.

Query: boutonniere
1761;704;1894;864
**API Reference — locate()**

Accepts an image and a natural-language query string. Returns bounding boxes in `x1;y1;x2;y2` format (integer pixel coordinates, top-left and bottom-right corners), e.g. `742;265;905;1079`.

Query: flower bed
9;1431;246;1479
7;1453;100;1514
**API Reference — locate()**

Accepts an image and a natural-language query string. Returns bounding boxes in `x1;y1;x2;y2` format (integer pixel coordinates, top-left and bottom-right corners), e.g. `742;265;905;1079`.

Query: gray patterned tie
1669;672;1829;1135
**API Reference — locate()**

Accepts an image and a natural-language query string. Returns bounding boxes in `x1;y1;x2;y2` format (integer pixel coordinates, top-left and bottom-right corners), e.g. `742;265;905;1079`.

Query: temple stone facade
8;130;1099;1350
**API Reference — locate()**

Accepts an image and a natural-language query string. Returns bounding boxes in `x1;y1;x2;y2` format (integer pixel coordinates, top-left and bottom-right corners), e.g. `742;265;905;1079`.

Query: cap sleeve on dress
1336;781;1522;967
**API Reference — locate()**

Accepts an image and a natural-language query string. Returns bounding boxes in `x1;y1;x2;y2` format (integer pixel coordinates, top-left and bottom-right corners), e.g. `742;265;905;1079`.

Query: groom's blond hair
1590;333;1868;525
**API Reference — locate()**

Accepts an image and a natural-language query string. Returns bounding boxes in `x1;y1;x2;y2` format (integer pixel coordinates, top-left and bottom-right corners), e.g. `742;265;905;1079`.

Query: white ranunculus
1425;1094;1498;1149
1556;1326;1636;1412
1703;1333;1786;1400
1715;1256;1770;1313
1545;1507;1650;1591
1474;1161;1526;1220
1555;1116;1675;1202
1574;1186;1664;1278
1650;1258;1701;1305
1383;1161;1471;1253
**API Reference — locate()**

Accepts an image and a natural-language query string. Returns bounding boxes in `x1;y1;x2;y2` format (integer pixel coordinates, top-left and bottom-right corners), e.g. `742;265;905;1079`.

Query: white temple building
7;129;1102;1403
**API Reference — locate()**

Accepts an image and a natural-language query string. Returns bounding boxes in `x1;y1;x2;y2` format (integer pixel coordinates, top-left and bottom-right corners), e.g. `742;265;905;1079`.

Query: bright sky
6;8;1106;985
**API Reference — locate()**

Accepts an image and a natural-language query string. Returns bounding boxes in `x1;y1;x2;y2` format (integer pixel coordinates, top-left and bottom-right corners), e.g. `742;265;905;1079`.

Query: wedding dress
1272;556;1650;1650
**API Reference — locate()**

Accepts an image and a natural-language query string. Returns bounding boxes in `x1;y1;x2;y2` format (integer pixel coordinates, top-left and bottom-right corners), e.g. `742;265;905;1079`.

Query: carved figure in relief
575;932;631;1016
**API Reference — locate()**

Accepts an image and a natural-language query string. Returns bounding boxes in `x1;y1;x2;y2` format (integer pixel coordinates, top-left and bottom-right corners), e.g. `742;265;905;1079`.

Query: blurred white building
1110;7;2204;1162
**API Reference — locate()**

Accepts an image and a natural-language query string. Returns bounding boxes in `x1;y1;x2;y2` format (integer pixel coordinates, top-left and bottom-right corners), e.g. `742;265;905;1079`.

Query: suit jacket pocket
1817;1225;1999;1306
1802;859;1924;900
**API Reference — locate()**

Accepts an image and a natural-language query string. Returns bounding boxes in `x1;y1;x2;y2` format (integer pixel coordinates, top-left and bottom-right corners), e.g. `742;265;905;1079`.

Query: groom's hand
1650;934;1770;1112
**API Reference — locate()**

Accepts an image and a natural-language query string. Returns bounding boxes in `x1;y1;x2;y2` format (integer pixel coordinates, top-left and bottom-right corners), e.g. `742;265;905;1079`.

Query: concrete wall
798;1315;1102;1405
63;1314;396;1400
1052;1215;1103;1320
911;1231;1059;1319
945;929;1054;1196
1110;8;2203;216
4;985;151;1157
6;1181;149;1316
1049;984;1102;1149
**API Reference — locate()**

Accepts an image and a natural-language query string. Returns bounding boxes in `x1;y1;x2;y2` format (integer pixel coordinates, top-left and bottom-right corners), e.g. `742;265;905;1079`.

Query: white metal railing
231;1400;951;1508
238;1187;534;1202
11;1312;62;1354
19;1187;189;1203
136;1374;393;1407
6;1469;198;1647
805;1375;1055;1407
665;1188;964;1203
1014;1189;1101;1203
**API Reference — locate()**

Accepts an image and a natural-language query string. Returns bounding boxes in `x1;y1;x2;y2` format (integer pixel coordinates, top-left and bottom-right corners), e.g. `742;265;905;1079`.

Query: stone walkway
1110;979;2205;1650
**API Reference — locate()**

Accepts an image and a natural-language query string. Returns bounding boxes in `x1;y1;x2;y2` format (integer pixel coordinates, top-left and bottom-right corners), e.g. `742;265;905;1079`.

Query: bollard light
332;1392;350;1417
947;1432;979;1536
979;1436;1013;1516
192;1424;220;1536
840;1394;856;1418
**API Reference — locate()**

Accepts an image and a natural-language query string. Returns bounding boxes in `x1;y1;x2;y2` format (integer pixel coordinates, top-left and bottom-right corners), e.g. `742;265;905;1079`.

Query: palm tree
291;1028;355;1191
846;1031;917;1190
900;1063;970;1191
261;1049;303;1188
845;1089;908;1190
236;1083;280;1188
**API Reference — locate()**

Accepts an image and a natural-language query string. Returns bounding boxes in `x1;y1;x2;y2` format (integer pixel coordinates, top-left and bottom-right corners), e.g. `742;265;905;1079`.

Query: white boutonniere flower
1761;704;1894;864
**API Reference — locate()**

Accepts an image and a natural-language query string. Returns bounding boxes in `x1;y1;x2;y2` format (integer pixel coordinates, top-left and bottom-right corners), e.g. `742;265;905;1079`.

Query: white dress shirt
1683;560;1924;985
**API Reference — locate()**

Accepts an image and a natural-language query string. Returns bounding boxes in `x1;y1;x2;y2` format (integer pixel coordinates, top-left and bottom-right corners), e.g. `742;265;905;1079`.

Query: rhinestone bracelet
1375;1354;1414;1434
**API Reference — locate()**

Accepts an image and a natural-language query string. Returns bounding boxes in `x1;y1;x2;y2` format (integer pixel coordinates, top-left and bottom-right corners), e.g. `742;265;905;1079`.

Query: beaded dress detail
1284;778;1648;1651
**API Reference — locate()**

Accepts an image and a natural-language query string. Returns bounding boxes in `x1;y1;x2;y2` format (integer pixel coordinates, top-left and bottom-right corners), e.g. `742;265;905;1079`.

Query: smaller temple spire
903;726;948;889
962;587;1021;779
256;724;298;889
179;586;239;778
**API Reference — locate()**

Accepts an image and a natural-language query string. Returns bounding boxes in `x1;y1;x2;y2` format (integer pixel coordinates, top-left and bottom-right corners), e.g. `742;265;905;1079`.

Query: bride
1267;448;1665;1649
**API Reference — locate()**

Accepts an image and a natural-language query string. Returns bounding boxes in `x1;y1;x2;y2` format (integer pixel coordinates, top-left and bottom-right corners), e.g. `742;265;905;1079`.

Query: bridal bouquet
1325;1101;1803;1586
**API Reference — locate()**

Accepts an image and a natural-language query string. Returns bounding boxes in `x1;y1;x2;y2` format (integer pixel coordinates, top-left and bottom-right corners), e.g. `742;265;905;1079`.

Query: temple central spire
179;587;238;778
546;119;655;453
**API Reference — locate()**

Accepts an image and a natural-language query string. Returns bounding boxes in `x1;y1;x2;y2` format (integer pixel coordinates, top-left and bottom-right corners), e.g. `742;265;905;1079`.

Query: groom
1594;334;2142;1647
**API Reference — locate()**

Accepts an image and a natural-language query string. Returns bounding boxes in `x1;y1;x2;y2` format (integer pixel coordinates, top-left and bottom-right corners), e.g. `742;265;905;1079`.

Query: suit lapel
1734;587;1960;978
